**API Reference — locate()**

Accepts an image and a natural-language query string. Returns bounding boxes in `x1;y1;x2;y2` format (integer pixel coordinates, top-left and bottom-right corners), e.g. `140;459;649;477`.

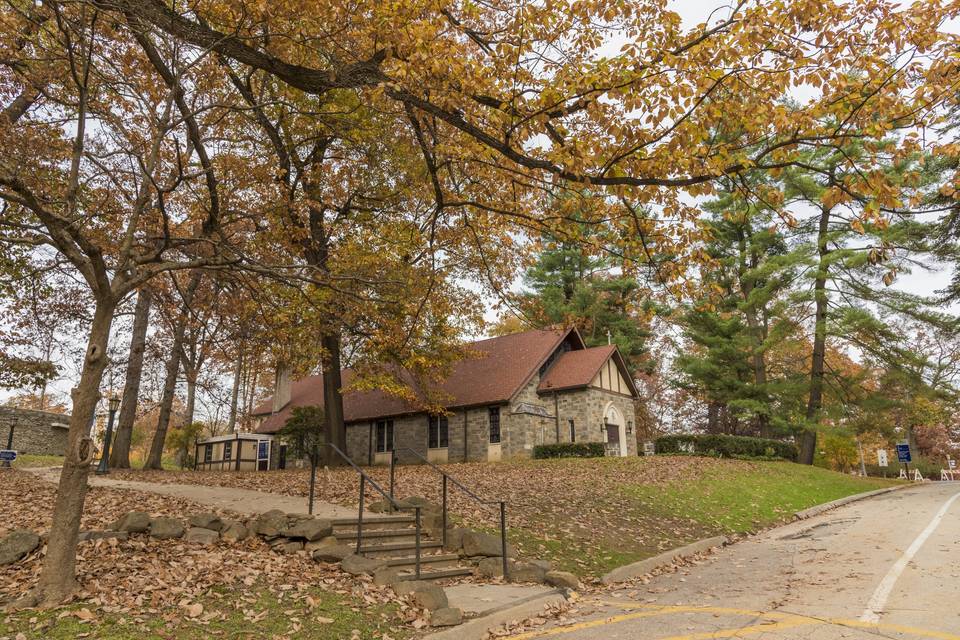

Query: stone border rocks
792;485;909;520
0;530;41;566
601;535;729;585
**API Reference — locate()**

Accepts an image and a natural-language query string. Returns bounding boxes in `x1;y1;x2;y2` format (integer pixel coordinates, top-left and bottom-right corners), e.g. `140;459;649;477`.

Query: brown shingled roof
537;345;617;392
254;328;583;434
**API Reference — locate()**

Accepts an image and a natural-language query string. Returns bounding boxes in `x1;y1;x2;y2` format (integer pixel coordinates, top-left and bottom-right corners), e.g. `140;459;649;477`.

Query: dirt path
26;466;361;519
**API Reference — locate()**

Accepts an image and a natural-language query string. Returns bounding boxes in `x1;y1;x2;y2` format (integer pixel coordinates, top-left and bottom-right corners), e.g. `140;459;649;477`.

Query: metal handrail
311;443;423;579
390;446;509;579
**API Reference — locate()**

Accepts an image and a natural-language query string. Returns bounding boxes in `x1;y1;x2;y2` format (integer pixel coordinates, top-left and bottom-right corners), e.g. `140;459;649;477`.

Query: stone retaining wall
0;405;71;456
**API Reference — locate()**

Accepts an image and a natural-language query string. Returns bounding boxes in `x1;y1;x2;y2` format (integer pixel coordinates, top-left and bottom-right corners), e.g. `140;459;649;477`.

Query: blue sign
896;443;912;463
0;450;17;462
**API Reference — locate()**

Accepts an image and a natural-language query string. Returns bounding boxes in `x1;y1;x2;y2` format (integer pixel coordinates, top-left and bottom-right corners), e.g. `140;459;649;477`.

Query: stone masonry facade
0;405;72;456
343;366;637;465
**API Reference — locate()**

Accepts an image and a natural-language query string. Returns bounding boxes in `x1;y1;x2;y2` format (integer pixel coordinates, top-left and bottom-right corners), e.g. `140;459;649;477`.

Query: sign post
896;442;912;478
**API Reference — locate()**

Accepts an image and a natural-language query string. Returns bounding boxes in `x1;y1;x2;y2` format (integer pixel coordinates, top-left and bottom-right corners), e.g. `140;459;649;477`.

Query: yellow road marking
504;603;960;640
593;600;800;620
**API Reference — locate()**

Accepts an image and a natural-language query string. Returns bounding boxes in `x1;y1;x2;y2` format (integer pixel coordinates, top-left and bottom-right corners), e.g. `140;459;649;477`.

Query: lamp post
96;394;121;475
2;419;14;468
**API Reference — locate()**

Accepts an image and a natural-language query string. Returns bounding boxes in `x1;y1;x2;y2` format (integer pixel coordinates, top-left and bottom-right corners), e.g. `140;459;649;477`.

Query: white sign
643;442;655;456
949;458;957;470
877;449;888;467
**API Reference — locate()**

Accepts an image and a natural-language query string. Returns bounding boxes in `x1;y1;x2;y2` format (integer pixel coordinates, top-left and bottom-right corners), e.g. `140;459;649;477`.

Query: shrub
533;442;605;459
654;434;798;462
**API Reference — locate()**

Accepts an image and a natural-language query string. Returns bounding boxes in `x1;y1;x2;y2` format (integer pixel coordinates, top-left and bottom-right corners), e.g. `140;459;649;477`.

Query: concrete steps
394;566;475;582
333;514;473;583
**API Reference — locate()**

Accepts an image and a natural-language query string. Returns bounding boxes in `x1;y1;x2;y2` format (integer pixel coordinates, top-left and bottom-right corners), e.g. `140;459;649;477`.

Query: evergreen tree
675;175;808;437
521;226;654;372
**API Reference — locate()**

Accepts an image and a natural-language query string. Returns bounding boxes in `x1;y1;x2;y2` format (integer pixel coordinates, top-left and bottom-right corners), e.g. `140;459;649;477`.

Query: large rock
399;496;441;512
430;607;463;627
373;567;403;586
251;509;288;537
220;521;249;543
312;544;354;563
508;561;548;584
545;570;580;590
273;540;304;554
304;536;339;551
476;556;514;578
421;510;445;535
78;530;128;543
113;511;151;533
411;584;448;611
184;527;219;545
340;553;386;576
149;517;185;540
188;513;225;532
462;531;515;558
444;527;469;553
392;580;431;596
283;518;333;542
368;499;397;514
0;530;41;565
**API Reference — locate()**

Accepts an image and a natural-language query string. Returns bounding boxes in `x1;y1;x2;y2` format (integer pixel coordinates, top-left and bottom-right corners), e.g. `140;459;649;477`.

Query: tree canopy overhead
98;1;959;223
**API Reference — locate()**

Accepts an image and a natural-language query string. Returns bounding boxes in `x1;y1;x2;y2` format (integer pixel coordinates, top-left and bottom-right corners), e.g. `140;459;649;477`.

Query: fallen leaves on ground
115;456;742;575
0;469;425;637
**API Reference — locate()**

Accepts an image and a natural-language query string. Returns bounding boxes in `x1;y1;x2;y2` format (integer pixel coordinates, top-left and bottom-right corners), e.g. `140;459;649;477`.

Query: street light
96;394;122;475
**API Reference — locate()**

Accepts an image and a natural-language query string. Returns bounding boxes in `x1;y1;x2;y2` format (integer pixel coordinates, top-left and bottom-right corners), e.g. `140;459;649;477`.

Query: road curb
792;484;910;521
600;535;729;585
425;589;568;640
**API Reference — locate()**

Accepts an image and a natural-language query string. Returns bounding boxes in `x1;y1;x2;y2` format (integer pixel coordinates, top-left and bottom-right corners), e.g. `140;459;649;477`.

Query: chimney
272;364;292;413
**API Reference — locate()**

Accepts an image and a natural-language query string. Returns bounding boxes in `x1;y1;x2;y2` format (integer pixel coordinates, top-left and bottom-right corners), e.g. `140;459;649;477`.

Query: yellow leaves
820;187;848;209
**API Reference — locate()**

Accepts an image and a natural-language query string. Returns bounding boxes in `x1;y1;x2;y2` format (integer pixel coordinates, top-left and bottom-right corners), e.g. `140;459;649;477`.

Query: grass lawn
11;454;64;468
1;584;406;640
625;460;899;534
11;454;182;470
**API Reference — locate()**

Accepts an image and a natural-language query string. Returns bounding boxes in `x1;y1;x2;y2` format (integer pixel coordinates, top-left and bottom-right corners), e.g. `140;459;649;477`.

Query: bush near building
655;434;798;461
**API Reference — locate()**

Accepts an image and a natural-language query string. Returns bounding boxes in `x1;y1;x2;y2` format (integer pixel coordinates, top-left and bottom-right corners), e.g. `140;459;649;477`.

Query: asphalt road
510;483;960;640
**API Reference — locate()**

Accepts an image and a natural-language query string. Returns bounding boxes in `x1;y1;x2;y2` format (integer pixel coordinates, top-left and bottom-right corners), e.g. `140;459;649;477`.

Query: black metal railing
310;443;424;579
390;447;510;579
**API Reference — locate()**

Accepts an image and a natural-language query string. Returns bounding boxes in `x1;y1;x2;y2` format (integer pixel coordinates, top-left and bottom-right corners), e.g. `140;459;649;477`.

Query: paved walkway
506;483;960;640
26;466;359;519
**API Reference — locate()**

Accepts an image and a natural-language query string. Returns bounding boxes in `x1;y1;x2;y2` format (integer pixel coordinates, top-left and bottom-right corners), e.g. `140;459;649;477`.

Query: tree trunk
801;205;832;465
144;274;201;469
707;401;721;434
32;299;115;606
227;350;242;432
145;323;187;469
736;227;771;438
184;368;197;427
321;331;347;466
111;288;151;468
